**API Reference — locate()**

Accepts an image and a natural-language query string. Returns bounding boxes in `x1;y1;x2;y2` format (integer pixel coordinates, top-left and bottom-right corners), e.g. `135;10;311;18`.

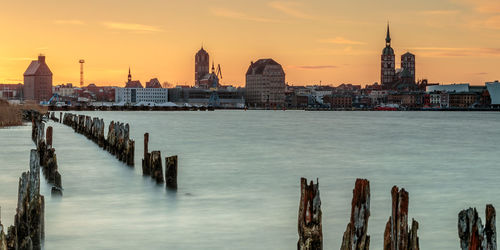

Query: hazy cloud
0;57;34;61
54;19;85;25
268;1;313;19
419;10;460;15
288;65;337;70
412;47;500;57
211;8;280;23
319;37;366;45
102;22;163;32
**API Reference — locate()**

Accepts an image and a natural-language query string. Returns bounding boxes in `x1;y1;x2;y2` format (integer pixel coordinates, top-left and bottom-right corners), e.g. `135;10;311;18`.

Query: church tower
381;24;396;88
195;46;210;87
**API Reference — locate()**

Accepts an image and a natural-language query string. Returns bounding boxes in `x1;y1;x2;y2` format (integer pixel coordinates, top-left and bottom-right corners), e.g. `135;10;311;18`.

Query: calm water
1;111;499;249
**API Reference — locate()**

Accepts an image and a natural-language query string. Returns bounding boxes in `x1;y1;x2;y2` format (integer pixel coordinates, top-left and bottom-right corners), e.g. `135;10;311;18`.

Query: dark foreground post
142;133;150;175
46;126;53;148
150;151;164;183
165;155;178;189
458;205;496;250
297;177;322;250
341;179;370;250
383;186;419;250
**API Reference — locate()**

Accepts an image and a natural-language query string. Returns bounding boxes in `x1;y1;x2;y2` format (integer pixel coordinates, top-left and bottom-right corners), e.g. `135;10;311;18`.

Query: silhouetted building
381;24;396;88
401;52;415;83
23;55;53;102
245;59;285;108
145;78;162;88
195;47;210;87
125;68;143;88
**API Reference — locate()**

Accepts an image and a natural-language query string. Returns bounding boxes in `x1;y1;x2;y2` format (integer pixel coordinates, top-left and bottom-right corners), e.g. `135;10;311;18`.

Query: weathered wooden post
383;186;419;250
59;112;62;123
297;177;322;250
458;205;496;250
142;133;150;175
150;151;164;183
341;179;370;250
165;155;178;189
46;126;53;148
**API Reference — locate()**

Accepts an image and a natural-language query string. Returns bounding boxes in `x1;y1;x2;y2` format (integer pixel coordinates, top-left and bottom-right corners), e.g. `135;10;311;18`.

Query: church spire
386;22;391;45
128;67;132;82
211;60;215;73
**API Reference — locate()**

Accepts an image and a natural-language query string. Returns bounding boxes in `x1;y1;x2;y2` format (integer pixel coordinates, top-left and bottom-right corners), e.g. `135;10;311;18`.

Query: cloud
102;22;163;32
483;15;500;29
0;57;34;61
54;19;85;25
474;72;489;75
288;65;337;70
268;1;313;19
418;10;460;15
453;0;500;14
412;47;500;57
210;8;280;23
319;37;366;45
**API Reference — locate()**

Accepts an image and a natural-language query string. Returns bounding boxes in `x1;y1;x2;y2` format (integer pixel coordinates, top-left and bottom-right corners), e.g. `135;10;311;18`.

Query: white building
115;87;168;104
430;92;449;108
486;81;500;106
426;83;469;93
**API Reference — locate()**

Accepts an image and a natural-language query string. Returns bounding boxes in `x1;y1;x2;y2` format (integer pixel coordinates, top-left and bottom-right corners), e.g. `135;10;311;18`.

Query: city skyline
1;0;500;86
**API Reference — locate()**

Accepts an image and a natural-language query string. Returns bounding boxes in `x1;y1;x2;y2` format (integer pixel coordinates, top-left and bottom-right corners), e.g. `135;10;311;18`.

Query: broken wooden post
46;126;53;148
12;150;45;250
458;205;496;250
383;186;419;250
150;151;164;183
341;179;370;250
165;155;178;189
142;133;150;175
297;177;322;250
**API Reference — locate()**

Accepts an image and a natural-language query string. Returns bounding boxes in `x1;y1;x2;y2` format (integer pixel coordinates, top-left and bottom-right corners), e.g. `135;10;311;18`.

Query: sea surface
1;111;499;250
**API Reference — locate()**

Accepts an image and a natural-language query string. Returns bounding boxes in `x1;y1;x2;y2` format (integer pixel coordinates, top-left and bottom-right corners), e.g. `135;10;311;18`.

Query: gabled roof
246;58;282;75
125;80;143;88
24;59;53;77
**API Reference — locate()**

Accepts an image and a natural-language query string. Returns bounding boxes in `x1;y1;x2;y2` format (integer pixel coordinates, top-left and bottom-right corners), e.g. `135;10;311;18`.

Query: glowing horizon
1;0;499;87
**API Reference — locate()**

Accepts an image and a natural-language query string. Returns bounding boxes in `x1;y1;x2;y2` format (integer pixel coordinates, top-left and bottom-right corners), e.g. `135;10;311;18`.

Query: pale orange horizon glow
0;0;499;87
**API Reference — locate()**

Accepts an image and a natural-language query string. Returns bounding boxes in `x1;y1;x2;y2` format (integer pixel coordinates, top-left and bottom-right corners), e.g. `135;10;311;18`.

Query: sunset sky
1;0;499;87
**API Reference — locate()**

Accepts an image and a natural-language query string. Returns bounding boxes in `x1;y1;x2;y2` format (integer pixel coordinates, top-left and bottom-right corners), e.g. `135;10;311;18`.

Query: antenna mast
79;59;85;87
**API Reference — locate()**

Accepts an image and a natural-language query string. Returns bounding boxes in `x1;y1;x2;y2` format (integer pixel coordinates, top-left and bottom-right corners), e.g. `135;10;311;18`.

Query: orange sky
0;0;499;87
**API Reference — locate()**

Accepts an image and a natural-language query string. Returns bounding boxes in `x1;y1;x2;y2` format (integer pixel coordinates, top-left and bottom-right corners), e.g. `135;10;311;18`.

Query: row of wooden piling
297;177;496;250
31;111;63;196
61;113;134;166
142;133;178;189
0;116;46;250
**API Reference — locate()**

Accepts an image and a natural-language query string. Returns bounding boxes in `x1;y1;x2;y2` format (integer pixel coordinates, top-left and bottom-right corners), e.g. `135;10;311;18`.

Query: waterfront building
115;87;168;104
23;55;53;102
448;92;477;108
0;84;23;99
168;87;244;108
54;83;75;97
486;81;500;107
245;58;285;108
426;83;469;93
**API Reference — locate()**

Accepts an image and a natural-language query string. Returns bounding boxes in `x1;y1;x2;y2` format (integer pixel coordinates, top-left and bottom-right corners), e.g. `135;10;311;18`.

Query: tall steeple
211;60;215;73
128;67;132;82
386;23;391;46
